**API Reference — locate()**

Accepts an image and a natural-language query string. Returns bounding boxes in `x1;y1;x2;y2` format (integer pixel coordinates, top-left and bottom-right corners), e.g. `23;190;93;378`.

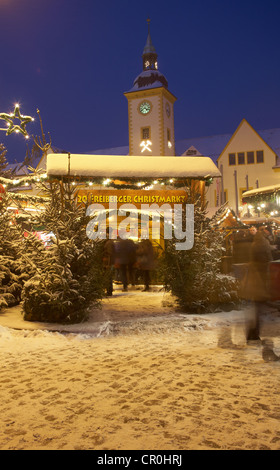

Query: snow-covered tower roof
126;19;169;93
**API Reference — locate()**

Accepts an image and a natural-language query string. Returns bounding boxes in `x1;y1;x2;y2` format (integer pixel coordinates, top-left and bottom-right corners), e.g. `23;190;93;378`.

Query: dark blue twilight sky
0;0;280;163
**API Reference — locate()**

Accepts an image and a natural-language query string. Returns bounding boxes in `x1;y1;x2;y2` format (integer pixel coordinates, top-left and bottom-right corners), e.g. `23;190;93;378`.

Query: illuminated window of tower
167;129;172;148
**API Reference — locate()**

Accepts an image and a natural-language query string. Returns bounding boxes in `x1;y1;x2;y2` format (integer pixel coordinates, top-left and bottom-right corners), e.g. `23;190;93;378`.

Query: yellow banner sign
76;189;188;208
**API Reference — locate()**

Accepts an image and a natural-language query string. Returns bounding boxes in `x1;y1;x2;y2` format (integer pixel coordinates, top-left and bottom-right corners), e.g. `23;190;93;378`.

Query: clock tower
124;20;177;156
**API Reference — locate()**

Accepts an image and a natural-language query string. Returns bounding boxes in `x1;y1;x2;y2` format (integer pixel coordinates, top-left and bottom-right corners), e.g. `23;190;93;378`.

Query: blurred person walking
245;226;273;341
246;226;280;360
238;226;279;360
115;236;136;292
137;239;155;292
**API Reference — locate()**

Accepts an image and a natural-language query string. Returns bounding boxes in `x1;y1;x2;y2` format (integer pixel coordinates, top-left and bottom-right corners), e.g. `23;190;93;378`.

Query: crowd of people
103;230;155;296
232;225;280;264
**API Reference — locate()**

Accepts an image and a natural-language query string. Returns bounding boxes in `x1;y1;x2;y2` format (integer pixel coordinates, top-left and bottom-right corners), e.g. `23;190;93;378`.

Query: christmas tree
0;144;13;178
22;179;105;323
161;184;239;313
0;192;27;310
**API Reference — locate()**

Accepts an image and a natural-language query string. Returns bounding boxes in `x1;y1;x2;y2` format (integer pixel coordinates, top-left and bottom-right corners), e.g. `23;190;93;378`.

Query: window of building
247;151;254;164
142;127;150;140
238;152;245;165
167;129;172;148
186;149;197;155
256;150;264;163
229;153;236;166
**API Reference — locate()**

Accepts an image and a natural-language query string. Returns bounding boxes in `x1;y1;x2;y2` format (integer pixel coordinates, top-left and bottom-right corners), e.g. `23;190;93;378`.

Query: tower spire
142;19;158;71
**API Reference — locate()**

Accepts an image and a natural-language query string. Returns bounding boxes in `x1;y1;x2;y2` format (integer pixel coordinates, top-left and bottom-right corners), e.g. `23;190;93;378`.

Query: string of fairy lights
2;102;278;222
243;191;280;217
0;174;213;193
0;104;214;192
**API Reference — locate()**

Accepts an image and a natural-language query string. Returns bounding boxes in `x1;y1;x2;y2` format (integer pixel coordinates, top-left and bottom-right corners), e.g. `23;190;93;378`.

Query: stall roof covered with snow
46;154;221;180
242;184;280;200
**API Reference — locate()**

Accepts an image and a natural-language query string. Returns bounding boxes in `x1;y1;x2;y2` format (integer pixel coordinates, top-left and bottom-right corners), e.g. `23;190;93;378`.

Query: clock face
166;103;171;117
139;101;151;115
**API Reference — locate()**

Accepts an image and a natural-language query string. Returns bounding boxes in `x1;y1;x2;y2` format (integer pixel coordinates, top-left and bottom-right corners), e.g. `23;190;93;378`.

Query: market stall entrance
46;153;221;288
77;188;189;251
47;153;221;240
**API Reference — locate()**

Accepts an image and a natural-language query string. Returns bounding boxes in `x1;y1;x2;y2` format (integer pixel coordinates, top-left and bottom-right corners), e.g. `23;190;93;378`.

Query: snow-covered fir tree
0;144;13;178
161;184;239;313
22;179;105;323
0;192;27;310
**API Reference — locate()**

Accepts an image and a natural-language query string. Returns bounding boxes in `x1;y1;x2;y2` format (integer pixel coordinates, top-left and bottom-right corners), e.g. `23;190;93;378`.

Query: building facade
204;119;280;214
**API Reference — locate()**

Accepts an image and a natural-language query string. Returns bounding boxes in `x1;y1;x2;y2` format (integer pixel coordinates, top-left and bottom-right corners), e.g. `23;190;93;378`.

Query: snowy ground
1;286;280;450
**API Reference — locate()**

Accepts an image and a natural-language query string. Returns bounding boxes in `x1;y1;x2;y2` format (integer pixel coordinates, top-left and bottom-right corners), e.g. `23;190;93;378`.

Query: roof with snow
87;127;280;164
176;128;280;163
242;183;280;199
87;135;232;161
7;163;30;176
47;154;221;179
125;69;169;93
175;135;232;162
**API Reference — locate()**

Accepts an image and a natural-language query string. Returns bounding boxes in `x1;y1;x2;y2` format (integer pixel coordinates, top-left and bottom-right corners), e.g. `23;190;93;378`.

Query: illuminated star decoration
0;104;34;139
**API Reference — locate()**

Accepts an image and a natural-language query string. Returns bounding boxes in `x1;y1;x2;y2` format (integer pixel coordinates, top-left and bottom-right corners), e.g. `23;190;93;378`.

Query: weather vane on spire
0;104;34;139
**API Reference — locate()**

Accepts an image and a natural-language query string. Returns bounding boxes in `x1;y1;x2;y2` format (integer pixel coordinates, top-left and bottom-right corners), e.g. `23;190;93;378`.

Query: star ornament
0;104;34;138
